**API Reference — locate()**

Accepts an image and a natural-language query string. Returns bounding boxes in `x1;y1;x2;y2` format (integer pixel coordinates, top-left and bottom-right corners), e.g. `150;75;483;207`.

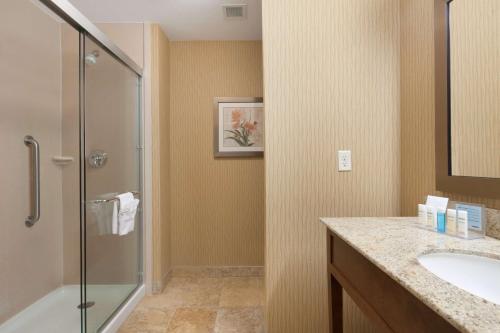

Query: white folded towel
89;192;118;235
112;192;140;236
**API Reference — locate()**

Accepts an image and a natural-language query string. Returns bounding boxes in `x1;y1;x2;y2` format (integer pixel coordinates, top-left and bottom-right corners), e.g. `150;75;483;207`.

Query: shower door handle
24;135;40;227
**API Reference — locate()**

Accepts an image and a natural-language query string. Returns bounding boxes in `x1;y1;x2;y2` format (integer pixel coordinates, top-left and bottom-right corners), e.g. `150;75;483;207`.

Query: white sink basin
418;252;500;305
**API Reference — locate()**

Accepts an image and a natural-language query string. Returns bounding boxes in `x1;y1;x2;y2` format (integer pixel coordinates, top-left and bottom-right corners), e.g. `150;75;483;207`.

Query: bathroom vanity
322;217;500;333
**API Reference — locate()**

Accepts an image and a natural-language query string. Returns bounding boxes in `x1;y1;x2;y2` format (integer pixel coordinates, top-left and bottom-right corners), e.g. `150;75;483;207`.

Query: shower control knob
87;150;108;168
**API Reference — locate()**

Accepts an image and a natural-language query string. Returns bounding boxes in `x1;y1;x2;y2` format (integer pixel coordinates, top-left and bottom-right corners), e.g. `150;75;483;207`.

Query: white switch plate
338;150;352;171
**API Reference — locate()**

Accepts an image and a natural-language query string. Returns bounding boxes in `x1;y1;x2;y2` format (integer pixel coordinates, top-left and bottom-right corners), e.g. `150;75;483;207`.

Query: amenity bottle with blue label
437;209;446;233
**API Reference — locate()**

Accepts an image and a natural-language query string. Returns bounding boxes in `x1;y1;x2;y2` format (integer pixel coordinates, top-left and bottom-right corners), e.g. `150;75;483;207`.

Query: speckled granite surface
320;217;500;333
486;209;500;239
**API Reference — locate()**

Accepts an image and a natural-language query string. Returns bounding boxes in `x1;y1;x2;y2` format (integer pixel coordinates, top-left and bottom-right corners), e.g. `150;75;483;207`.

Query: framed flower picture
214;97;264;157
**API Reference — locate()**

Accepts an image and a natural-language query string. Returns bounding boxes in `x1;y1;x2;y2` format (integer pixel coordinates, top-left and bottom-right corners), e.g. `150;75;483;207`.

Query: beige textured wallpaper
449;0;500;178
262;1;401;332
400;0;437;215
159;27;172;287
170;41;265;267
150;24;172;292
400;0;500;215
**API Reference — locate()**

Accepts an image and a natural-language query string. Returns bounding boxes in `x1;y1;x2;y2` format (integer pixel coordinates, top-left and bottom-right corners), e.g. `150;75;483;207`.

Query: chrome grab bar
87;191;140;204
24;135;40;227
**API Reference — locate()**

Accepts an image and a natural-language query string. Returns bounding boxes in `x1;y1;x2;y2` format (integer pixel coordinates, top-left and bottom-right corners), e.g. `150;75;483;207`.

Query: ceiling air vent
222;4;247;20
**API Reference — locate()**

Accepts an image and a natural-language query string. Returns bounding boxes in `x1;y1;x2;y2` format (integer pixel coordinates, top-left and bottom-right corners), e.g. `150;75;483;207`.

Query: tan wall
61;24;81;285
159;29;171;284
262;1;401;332
449;0;500;178
150;24;172;291
0;0;65;323
170;41;265;267
400;0;500;215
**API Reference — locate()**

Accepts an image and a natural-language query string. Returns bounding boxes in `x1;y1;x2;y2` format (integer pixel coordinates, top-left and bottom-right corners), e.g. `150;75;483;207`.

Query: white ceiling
68;0;262;41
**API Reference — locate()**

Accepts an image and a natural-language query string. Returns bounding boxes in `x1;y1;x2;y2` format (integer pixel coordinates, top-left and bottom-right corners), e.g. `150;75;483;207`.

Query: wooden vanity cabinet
327;231;461;333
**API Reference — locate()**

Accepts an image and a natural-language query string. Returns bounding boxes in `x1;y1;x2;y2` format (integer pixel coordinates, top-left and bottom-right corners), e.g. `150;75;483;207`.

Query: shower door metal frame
39;0;142;76
36;0;145;332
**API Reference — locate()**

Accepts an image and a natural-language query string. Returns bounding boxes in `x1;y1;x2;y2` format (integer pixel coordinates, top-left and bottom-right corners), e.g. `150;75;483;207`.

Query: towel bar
87;191;140;204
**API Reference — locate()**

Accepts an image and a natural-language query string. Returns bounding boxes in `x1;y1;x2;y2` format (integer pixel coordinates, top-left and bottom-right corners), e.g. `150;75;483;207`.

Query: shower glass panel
0;0;82;332
1;1;143;332
83;35;142;332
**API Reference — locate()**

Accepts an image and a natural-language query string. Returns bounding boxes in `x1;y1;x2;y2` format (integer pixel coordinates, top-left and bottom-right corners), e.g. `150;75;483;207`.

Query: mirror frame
435;0;500;198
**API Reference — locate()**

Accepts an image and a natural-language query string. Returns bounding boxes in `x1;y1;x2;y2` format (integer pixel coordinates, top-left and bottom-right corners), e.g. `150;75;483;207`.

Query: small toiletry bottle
437;208;446;233
446;209;457;235
418;204;427;225
457;210;468;238
426;206;436;230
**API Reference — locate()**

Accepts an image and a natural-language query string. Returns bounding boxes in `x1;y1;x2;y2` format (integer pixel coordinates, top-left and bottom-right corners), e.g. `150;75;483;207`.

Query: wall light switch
338;150;352;172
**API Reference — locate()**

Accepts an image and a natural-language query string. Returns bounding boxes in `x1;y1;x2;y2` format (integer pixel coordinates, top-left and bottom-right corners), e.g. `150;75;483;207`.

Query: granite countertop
320;217;500;333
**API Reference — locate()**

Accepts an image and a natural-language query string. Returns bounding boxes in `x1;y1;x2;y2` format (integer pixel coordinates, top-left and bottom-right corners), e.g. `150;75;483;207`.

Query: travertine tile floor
119;277;265;333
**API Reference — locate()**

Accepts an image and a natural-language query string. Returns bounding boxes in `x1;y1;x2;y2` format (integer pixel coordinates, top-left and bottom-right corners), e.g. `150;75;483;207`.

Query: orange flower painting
225;108;260;147
216;101;264;157
223;107;263;148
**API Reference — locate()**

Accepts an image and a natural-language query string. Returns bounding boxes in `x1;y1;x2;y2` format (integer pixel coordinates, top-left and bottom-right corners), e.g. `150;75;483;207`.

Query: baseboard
171;266;264;278
152;269;173;294
162;269;173;287
100;284;145;333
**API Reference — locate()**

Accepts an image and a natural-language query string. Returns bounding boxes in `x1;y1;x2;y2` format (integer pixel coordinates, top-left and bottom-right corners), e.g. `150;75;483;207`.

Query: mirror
434;0;500;197
448;0;499;179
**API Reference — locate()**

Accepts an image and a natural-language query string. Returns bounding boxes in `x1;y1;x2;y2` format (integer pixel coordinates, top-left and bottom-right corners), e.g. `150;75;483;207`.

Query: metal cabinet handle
24;135;40;227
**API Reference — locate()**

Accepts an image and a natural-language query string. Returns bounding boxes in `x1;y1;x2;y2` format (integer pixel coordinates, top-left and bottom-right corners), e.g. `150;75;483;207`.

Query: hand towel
112;192;140;236
89;192;117;235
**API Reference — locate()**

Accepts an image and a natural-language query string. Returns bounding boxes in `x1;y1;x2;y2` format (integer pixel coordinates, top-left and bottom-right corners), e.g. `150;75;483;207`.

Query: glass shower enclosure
0;0;143;332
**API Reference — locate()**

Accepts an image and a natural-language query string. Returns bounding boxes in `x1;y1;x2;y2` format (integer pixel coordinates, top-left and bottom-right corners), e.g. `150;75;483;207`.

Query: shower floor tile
119;277;265;333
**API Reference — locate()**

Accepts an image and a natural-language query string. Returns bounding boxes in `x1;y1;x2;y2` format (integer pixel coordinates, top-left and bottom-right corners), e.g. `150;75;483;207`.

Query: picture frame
213;97;264;157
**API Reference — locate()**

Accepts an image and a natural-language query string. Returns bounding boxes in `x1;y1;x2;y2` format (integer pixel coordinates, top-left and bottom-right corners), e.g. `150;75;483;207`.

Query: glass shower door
83;35;142;332
0;1;82;332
